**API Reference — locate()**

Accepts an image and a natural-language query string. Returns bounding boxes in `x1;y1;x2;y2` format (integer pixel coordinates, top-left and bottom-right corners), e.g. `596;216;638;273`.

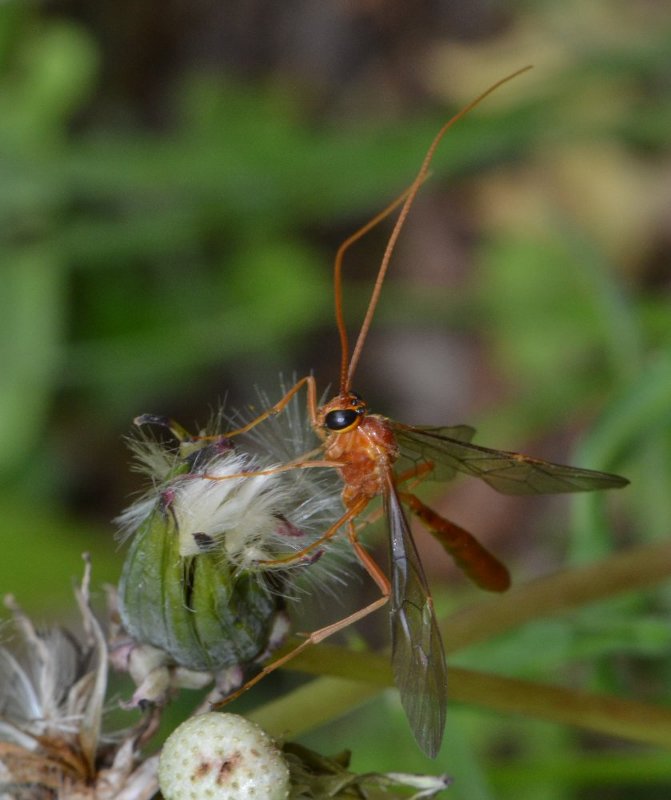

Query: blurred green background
1;0;670;797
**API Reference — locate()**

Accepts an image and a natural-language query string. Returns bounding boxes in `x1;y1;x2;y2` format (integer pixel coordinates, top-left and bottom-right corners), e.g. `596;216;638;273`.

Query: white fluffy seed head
158;713;290;800
118;387;354;601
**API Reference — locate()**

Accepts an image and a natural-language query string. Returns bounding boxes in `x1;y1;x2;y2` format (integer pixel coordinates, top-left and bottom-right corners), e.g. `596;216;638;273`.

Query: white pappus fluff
171;450;318;568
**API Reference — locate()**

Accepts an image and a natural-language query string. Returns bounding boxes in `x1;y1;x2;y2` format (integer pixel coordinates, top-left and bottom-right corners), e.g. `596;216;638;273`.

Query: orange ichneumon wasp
211;66;629;757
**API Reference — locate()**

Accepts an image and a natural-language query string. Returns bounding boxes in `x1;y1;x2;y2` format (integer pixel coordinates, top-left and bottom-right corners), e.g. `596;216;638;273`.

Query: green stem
442;538;671;653
248;539;671;746
249;662;671;750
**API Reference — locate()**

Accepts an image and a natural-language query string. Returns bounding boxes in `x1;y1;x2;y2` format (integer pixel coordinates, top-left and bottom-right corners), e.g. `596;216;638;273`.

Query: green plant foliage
0;0;670;796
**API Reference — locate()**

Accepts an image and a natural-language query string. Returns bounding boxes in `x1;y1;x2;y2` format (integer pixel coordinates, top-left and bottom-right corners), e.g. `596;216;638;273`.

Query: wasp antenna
345;65;533;389
334;185;418;394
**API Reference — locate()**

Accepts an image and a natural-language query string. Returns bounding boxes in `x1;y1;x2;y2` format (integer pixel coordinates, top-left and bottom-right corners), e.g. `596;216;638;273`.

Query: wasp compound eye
324;408;360;432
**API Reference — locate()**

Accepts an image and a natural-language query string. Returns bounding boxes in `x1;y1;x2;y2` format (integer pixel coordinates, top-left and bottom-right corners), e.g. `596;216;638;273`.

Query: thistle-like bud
158;713;452;800
159;713;289;800
115;389;346;701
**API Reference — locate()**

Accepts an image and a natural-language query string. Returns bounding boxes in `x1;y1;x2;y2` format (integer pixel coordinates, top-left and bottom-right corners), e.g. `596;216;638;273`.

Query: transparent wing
392;423;629;495
393;424;475;483
384;474;447;758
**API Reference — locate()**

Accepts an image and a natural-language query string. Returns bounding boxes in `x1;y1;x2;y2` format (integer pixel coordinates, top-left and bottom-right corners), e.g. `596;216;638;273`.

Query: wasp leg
212;517;389;708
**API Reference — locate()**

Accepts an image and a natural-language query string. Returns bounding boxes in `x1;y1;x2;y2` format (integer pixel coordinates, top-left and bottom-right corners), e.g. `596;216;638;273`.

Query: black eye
325;408;359;432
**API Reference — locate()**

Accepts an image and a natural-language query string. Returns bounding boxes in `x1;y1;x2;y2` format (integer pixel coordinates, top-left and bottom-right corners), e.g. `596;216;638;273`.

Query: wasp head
319;392;367;433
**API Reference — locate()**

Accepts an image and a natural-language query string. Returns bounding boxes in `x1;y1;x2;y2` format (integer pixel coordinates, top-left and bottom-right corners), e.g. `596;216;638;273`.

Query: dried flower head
0;558;159;800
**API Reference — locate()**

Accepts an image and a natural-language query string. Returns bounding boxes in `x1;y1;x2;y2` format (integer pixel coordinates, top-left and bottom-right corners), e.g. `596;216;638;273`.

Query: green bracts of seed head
119;504;279;671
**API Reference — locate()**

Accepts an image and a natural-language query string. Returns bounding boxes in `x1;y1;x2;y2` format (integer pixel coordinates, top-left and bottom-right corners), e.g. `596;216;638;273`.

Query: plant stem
248;539;671;747
249;662;671;750
441;539;671;654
